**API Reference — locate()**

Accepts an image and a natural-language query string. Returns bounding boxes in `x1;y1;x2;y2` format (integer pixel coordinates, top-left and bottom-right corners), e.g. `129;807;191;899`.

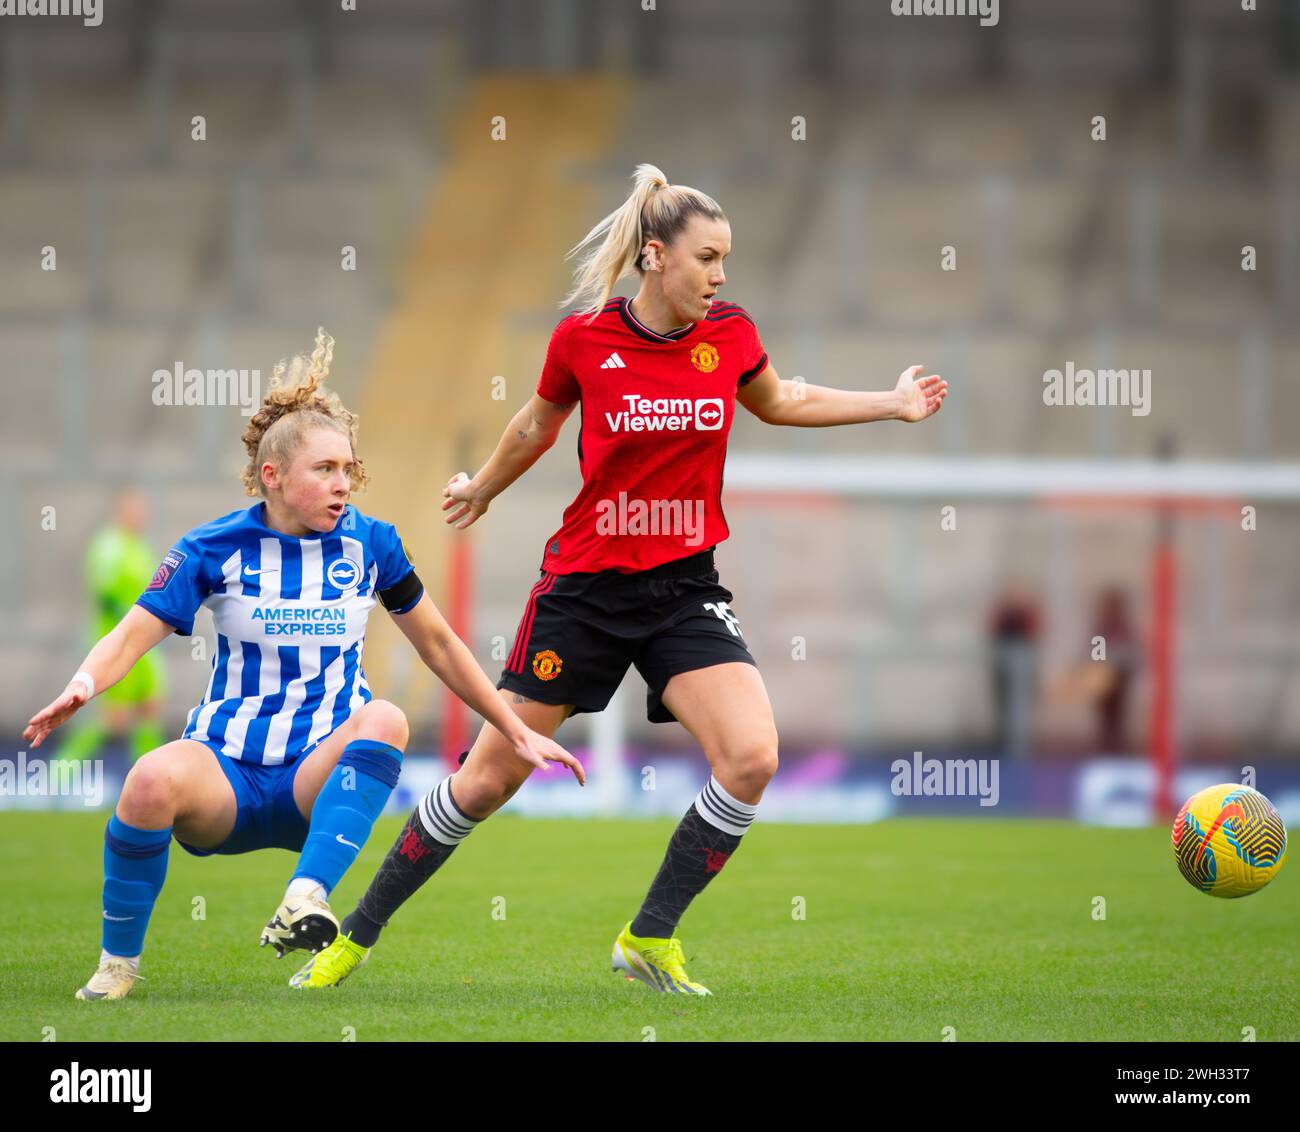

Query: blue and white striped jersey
135;503;422;765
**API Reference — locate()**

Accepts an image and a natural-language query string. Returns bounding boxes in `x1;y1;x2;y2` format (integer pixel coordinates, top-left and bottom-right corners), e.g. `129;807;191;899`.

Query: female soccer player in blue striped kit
23;330;582;1001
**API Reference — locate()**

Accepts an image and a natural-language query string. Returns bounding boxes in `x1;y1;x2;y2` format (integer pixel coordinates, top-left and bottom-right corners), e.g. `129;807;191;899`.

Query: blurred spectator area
3;0;1300;758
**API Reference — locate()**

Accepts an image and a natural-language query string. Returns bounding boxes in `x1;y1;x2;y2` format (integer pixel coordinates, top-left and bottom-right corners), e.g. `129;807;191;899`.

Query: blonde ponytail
239;327;369;497
561;163;725;317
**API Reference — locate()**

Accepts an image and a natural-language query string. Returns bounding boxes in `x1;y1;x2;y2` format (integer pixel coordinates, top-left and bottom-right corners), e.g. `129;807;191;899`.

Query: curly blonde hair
239;328;369;497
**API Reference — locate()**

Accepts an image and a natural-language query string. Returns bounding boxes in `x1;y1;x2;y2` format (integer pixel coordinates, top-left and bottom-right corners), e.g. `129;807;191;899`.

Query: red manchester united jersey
535;296;768;574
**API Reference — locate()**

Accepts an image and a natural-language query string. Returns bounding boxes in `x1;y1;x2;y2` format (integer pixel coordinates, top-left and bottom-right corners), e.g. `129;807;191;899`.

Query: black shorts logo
532;649;563;681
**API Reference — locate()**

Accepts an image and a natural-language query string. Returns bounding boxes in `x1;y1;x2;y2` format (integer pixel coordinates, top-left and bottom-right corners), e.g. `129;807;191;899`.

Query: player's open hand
441;472;490;529
894;364;948;423
511;728;586;786
23;683;90;749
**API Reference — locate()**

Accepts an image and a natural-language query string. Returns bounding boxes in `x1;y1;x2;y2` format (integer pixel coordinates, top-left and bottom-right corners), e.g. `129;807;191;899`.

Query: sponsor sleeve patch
146;549;187;593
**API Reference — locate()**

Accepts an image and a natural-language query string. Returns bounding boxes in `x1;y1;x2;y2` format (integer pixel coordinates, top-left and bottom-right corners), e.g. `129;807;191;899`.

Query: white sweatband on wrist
70;671;95;699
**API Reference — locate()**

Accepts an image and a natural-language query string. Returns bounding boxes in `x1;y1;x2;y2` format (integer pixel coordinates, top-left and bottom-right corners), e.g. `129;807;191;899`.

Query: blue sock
102;815;172;958
294;739;403;893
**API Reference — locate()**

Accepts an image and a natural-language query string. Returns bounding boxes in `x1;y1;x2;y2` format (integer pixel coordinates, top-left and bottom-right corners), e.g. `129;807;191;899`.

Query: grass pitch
1;812;1295;1042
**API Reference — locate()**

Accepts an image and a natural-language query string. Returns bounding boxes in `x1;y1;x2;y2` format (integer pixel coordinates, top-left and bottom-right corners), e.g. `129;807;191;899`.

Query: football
1172;784;1288;898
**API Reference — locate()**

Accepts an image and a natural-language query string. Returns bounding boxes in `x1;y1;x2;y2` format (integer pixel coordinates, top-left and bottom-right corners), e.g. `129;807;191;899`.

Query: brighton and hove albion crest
691;342;719;373
532;649;563;681
326;556;362;589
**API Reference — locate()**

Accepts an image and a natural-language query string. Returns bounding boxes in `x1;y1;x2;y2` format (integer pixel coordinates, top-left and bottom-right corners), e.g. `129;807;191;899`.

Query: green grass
0;812;1295;1041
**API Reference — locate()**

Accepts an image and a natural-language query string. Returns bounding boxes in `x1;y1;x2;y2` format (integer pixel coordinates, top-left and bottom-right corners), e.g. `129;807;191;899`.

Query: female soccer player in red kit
295;164;947;994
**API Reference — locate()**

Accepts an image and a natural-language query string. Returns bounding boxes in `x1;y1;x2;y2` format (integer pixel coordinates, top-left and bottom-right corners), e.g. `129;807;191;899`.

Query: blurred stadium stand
4;1;1300;808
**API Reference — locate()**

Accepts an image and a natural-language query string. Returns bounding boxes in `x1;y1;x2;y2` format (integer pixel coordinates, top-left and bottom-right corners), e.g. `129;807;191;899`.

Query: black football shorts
496;548;757;723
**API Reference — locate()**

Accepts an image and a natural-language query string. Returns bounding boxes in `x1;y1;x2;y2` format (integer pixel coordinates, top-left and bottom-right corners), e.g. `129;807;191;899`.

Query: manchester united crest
532;649;563;681
691;342;720;373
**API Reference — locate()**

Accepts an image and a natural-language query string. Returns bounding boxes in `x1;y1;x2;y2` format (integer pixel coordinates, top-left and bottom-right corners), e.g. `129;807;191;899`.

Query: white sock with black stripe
694;775;759;836
418;777;480;846
345;776;481;949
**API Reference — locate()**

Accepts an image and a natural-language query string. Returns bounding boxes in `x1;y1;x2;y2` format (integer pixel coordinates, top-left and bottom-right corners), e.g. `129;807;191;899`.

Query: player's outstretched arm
442;393;577;529
23;605;174;748
736;361;947;427
390;593;585;784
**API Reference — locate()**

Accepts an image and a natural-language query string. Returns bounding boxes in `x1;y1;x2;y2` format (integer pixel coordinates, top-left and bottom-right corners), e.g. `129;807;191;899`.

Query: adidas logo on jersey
600;352;627;369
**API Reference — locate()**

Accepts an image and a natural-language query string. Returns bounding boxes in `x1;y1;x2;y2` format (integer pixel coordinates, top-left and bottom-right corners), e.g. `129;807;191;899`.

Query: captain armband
378;570;424;615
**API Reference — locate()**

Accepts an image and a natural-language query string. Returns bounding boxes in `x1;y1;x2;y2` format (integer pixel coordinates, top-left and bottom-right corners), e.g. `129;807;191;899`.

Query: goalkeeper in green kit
57;488;166;765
